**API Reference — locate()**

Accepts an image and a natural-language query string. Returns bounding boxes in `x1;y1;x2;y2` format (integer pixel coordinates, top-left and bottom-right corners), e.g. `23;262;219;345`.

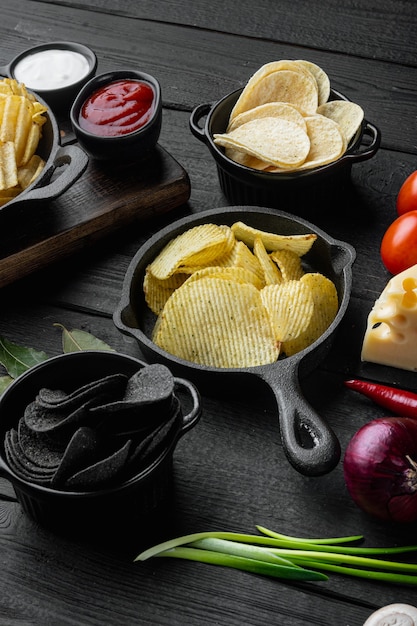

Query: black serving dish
189;88;381;211
0;41;97;112
0;91;88;214
113;206;356;478
70;70;162;161
0;351;201;539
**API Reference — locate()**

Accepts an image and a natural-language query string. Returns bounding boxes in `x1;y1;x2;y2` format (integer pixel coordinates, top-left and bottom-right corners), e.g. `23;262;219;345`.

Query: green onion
134;526;417;586
158;547;327;581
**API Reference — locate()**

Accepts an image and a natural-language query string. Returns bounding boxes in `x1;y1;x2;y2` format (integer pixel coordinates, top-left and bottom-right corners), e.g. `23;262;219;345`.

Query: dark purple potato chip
124;364;175;404
126;401;181;473
51;426;99;488
63;439;132;490
36;373;128;410
4;429;57;484
17;418;63;468
91;364;176;434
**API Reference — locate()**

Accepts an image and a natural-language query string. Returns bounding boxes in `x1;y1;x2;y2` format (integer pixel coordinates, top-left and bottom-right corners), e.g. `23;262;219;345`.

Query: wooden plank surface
0;145;190;287
0;2;417;625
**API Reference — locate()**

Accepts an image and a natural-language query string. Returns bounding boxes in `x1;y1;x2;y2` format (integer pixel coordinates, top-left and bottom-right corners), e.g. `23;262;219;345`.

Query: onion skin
343;417;417;523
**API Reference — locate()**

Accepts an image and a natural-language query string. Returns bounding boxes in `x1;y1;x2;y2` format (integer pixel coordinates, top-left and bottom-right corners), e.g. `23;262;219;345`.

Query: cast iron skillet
113;206;356;477
0;88;88;213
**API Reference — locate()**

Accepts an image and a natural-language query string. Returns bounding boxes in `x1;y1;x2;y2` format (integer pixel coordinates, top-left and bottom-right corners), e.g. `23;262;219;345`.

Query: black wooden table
1;2;417;624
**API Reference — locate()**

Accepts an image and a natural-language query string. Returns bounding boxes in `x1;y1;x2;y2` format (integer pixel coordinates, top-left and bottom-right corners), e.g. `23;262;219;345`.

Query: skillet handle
256;362;341;477
17;144;88;204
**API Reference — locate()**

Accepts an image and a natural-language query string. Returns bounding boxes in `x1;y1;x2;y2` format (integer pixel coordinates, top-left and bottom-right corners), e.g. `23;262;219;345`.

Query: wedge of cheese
361;264;417;371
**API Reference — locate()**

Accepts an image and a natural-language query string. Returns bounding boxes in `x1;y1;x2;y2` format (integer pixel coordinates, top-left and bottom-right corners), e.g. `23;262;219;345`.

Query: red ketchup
79;79;155;137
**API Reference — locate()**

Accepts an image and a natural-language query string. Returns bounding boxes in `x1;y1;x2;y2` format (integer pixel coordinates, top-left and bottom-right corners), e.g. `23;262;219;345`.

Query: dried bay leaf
54;324;115;353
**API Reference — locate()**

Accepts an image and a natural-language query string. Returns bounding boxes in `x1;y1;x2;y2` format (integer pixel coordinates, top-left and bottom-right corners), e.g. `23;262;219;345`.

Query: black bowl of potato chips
190;60;381;211
0;351;201;541
0;77;87;211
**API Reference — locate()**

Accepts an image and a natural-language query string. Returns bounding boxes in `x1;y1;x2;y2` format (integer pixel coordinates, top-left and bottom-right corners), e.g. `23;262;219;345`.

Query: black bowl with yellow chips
114;206;356;478
190;61;380;211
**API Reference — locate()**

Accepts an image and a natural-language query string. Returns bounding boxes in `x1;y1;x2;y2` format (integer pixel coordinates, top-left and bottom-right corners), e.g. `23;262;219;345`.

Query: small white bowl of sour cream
0;41;97;111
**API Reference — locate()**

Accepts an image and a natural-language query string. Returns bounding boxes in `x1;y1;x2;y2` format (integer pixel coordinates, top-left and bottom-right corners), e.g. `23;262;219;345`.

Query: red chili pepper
344;379;417;418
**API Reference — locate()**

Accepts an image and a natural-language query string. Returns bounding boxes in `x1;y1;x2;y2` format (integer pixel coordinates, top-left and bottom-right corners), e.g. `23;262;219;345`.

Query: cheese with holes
361;264;417;371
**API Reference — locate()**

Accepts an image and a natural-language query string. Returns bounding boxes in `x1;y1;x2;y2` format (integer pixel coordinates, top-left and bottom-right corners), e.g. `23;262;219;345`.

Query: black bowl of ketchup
70;70;162;161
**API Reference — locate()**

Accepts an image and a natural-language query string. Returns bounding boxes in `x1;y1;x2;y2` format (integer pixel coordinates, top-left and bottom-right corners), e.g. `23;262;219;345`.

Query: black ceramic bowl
70;70;162;161
114;206;356;477
190;88;381;210
0;41;97;112
0;90;88;214
0;351;201;539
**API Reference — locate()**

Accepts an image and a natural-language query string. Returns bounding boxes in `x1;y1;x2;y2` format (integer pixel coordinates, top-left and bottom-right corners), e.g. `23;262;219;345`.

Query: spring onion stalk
135;527;417;586
256;525;365;545
158;547;327;581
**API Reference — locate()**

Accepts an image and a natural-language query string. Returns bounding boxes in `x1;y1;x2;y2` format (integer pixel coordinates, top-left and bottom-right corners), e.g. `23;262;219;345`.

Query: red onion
343;417;417;523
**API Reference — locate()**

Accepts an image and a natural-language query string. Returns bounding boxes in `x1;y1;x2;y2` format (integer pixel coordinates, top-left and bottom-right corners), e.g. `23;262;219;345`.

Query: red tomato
381;210;417;274
397;170;417;215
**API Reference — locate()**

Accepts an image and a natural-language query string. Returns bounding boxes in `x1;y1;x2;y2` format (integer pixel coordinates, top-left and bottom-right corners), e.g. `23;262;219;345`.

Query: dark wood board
0;144;190;288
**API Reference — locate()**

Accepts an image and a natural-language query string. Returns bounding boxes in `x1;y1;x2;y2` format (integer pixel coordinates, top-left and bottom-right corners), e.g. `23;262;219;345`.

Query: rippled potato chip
231;221;317;256
185;265;264;290
144;221;339;368
253;236;282;285
270;249;305;282
261;280;315;342
148;223;233;280
282;272;338;356
153;277;279;368
144;269;189;315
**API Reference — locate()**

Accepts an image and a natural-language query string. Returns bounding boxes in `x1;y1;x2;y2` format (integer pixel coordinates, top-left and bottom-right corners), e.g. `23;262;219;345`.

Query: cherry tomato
396;170;417;215
381;210;417;274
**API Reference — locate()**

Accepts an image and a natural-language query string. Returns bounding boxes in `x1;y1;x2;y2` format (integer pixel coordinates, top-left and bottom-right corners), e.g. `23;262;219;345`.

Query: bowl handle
189;103;212;143
345;120;381;163
16;144;88;204
254;361;341;477
174;377;202;435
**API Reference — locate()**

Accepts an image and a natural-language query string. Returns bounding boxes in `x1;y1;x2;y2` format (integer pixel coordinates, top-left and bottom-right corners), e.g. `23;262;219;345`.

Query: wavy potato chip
270;249;305;282
253;236;282;285
261;280;315;342
144;268;189;315
282;272;338;356
184;265;264;289
153;277;279;368
148;223;231;280
231;221;317;256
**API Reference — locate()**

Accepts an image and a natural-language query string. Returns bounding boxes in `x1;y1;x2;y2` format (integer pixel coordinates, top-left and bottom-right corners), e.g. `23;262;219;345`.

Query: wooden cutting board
0;144;190;288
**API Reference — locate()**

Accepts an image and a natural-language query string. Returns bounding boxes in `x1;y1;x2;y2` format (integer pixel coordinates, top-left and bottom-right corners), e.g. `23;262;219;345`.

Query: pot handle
174;377;202;435
255;361;341;477
189;103;212;143
344;120;381;163
16;144;88;204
